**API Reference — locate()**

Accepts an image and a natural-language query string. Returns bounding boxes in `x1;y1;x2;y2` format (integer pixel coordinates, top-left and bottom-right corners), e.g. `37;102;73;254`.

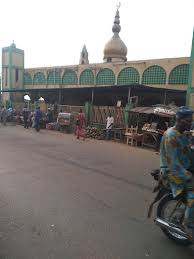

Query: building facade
1;8;191;107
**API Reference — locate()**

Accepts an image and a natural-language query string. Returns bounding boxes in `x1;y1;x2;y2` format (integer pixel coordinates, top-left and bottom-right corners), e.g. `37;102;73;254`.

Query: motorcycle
148;132;194;246
148;168;193;246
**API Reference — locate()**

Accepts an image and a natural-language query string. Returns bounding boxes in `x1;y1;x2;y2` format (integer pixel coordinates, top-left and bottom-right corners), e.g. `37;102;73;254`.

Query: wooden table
111;128;126;141
142;130;160;150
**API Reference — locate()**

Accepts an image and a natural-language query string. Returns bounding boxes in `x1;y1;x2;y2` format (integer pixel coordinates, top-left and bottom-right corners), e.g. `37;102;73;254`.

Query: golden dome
103;8;127;62
104;35;127;61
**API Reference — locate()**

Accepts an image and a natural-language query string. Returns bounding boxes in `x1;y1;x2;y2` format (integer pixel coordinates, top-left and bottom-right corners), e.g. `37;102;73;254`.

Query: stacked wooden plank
91;106;125;127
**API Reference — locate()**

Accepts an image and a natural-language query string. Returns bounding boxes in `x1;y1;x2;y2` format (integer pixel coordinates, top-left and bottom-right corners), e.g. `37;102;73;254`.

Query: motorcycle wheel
157;193;192;246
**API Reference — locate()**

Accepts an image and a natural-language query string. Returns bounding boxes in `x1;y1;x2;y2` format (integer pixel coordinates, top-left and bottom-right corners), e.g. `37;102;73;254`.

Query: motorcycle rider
160;106;194;238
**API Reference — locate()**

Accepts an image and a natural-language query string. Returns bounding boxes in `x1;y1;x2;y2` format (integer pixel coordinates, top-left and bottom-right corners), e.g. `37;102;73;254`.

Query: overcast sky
0;0;194;68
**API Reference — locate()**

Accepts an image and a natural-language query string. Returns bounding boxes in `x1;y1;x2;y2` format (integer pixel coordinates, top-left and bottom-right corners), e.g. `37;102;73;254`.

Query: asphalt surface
0;125;193;259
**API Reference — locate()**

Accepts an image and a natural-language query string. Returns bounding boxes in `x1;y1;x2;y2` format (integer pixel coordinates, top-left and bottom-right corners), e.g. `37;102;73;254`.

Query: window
169;64;189;84
80;69;94;85
34;72;46;85
62;70;78;85
96;68;115;85
24;72;32;85
117;67;140;85
142;65;166;84
47;71;61;85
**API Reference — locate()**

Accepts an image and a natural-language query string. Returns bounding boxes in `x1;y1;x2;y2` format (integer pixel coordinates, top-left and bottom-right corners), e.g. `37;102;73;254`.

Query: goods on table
142;123;151;131
142;123;158;133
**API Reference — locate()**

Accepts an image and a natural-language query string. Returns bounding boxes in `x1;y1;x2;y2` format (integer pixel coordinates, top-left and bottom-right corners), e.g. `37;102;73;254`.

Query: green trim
22;50;25;89
84;101;92;126
1;89;28;93
2;65;23;69
186;29;194;106
10;47;24;55
1;48;3;88
11;50;24;55
2;47;10;52
2;46;24;54
2;45;24;103
14;49;24;55
9;47;12;90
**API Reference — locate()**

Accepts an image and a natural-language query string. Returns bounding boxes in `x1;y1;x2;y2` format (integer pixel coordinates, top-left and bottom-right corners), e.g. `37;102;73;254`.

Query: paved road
0;126;193;259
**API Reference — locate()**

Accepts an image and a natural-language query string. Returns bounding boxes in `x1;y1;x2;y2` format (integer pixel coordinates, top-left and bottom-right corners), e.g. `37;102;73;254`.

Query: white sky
0;0;194;68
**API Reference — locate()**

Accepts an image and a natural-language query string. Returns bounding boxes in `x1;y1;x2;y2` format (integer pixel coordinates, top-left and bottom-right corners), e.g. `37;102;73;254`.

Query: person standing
106;113;114;140
0;106;7;125
22;105;30;129
76;109;85;140
46;108;53;123
34;107;42;132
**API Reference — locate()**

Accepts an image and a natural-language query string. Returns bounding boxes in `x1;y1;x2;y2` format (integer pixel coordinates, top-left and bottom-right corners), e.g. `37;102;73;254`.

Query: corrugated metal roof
130;107;154;114
130;105;178;117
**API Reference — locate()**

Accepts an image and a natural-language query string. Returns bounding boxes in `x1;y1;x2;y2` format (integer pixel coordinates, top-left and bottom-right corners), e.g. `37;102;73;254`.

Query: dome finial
116;2;121;11
103;2;127;63
112;2;121;35
11;40;16;48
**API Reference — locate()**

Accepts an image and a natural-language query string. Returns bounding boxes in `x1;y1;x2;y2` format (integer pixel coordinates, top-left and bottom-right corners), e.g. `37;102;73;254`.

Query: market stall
128;105;177;149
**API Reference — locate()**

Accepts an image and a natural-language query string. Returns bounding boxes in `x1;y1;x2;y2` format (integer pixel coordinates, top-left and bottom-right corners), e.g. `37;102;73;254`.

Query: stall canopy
130;105;178;118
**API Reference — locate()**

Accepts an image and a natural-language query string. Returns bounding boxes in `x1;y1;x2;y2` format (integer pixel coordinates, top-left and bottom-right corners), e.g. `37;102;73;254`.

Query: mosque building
1;7;193;108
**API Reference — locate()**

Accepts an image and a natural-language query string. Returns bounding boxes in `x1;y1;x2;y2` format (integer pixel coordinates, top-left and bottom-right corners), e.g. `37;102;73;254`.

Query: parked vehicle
57;112;74;133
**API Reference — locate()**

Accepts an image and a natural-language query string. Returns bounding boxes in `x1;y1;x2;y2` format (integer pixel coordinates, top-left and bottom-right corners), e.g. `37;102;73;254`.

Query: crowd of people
0;105;17;125
0;105;48;131
0;105;88;139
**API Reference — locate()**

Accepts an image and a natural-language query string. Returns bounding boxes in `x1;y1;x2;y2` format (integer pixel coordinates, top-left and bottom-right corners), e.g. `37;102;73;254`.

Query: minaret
2;41;24;105
79;45;89;64
103;4;127;63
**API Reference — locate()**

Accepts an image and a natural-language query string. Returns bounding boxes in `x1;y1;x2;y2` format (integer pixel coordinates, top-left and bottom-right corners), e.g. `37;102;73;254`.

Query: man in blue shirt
35;107;42;131
160;106;194;236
